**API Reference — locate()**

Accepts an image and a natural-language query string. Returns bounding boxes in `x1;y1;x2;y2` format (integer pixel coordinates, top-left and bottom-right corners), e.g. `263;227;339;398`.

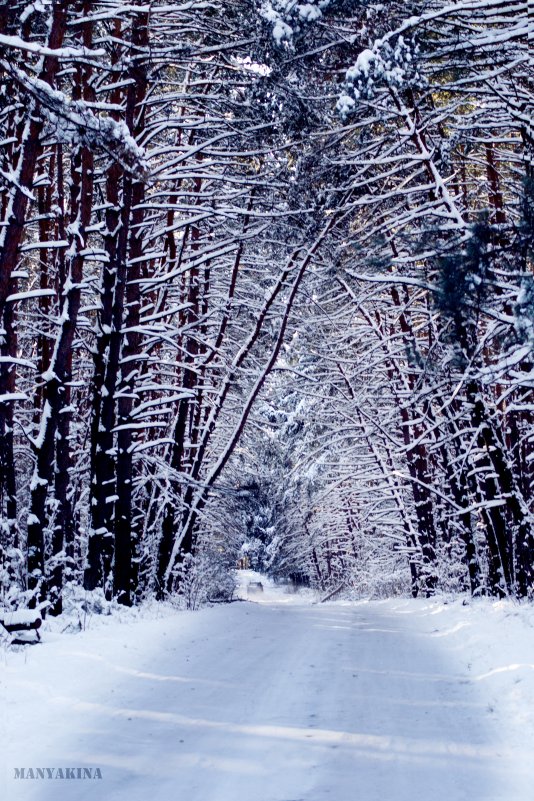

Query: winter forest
0;0;532;616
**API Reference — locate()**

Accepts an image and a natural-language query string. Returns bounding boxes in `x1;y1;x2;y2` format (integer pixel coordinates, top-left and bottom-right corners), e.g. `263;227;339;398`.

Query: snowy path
2;588;531;801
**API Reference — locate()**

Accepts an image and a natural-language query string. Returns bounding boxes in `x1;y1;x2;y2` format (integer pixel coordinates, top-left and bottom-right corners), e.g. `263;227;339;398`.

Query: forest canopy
0;0;531;613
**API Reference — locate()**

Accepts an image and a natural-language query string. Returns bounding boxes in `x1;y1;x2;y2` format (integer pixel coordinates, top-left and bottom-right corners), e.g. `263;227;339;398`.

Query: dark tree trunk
113;10;149;605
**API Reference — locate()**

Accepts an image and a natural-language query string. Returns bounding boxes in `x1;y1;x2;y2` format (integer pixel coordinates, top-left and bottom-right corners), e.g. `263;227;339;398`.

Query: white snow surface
0;609;41;626
2;572;534;800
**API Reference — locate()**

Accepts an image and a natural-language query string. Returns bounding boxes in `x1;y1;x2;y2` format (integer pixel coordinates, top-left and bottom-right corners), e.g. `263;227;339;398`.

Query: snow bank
351;594;534;796
380;596;534;720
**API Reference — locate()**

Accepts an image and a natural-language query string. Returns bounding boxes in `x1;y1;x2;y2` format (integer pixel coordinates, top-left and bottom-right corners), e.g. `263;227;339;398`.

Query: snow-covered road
2;583;532;801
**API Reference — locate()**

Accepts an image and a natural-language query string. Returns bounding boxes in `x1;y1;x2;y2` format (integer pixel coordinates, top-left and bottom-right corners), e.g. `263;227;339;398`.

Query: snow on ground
1;574;534;801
